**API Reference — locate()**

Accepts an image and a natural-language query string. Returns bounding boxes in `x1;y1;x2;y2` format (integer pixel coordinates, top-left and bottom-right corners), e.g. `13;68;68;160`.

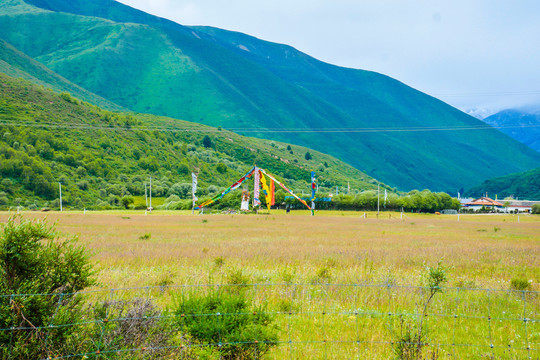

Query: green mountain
0;39;122;110
482;109;540;153
0;73;382;209
465;167;540;200
1;0;539;192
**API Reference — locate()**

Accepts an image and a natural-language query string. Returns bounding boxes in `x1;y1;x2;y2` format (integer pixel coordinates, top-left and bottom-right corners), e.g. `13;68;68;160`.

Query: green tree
305;151;312;160
121;195;134;209
216;163;227;174
202;135;212;148
0;216;95;359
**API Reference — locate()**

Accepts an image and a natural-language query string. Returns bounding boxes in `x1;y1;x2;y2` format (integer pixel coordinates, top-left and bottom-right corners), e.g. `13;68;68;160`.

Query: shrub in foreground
0;216;95;359
173;290;279;359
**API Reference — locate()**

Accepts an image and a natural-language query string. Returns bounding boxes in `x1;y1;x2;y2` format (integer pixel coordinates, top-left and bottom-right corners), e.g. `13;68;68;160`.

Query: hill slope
0;39;122;110
482;109;540;153
0;73;382;209
465;167;540;200
1;0;539;191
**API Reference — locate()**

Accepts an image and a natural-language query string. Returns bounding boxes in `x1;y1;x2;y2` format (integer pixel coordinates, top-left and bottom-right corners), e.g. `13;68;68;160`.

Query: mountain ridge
0;39;123;110
1;0;539;191
482;109;540;153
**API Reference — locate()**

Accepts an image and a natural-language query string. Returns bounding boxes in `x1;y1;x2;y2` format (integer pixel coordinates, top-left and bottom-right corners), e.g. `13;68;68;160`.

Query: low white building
499;200;540;213
462;197;539;213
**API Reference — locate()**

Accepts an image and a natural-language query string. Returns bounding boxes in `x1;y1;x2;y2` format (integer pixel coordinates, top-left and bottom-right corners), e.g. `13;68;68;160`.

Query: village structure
460;196;540;213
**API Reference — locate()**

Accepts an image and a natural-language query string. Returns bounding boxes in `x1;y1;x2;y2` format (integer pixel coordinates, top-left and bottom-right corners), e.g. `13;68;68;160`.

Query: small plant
314;266;331;283
213;256;225;267
391;260;447;360
277;299;295;313
139;232;151;240
202;219;208;223
494;226;501;232
281;268;295;284
510;277;531;291
227;269;250;286
156;273;175;288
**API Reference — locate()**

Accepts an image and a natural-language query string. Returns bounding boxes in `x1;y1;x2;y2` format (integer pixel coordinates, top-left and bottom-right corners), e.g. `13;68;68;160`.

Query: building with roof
499;200;540;213
462;197;540;213
462;197;504;212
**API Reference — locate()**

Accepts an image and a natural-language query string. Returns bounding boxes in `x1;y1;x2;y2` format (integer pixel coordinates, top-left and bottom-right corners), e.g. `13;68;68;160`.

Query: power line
1;119;539;134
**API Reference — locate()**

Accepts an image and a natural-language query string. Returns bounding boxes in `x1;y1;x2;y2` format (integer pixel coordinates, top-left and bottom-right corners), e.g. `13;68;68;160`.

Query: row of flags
192;169;397;212
193;167;289;211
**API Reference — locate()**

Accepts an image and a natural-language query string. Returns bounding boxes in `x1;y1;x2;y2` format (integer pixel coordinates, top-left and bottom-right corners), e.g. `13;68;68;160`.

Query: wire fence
1;283;538;359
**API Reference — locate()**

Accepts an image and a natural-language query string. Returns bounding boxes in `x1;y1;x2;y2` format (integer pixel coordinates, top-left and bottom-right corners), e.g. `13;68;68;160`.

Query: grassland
1;211;538;358
2;211;535;288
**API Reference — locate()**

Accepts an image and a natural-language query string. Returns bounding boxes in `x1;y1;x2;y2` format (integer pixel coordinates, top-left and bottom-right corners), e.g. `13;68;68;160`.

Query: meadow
1;210;538;359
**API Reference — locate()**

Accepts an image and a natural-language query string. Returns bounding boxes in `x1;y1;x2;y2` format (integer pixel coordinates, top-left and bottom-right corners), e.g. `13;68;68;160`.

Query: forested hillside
0;73;383;210
1;0;539;192
465;167;540;200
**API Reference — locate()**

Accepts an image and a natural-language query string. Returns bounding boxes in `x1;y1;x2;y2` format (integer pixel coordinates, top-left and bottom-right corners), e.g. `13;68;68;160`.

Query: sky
117;0;540;117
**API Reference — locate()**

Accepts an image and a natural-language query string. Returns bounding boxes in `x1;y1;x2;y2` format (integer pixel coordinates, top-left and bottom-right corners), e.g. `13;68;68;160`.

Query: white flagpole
144;183;148;209
149;176;152;211
377;184;380;216
59;182;63;212
192;172;198;215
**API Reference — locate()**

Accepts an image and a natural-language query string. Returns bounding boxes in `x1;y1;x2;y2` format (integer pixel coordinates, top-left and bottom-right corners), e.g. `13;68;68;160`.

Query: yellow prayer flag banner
259;170;271;211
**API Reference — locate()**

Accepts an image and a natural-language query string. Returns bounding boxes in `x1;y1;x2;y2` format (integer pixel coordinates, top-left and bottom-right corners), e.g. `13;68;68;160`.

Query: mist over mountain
482;109;540;153
1;0;539;192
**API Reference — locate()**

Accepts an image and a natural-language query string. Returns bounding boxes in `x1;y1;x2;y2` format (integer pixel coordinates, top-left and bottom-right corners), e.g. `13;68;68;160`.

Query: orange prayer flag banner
270;179;275;206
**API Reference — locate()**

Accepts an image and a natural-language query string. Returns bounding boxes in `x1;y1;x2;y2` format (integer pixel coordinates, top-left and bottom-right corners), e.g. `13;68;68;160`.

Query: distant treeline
161;189;460;213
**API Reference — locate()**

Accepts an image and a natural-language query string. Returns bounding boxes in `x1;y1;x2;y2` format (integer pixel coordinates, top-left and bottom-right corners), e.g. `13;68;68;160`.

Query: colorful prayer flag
191;172;198;202
260;169;311;210
253;167;261;207
260;170;272;210
195;166;256;209
269;180;275;206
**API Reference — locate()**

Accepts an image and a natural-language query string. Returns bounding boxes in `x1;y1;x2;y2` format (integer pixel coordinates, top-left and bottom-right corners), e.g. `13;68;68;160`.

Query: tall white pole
149;176;152;211
144;183;148;208
377;183;380;216
59;182;63;212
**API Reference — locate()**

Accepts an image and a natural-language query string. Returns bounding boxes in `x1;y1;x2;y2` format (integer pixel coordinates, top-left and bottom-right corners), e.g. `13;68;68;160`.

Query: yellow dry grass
1;210;538;289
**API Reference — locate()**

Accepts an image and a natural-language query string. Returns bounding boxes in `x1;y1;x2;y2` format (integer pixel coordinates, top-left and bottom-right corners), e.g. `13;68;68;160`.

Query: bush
0;216;95;359
89;298;177;358
216;162;227;174
510;277;531;291
532;204;540;214
174;290;278;359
